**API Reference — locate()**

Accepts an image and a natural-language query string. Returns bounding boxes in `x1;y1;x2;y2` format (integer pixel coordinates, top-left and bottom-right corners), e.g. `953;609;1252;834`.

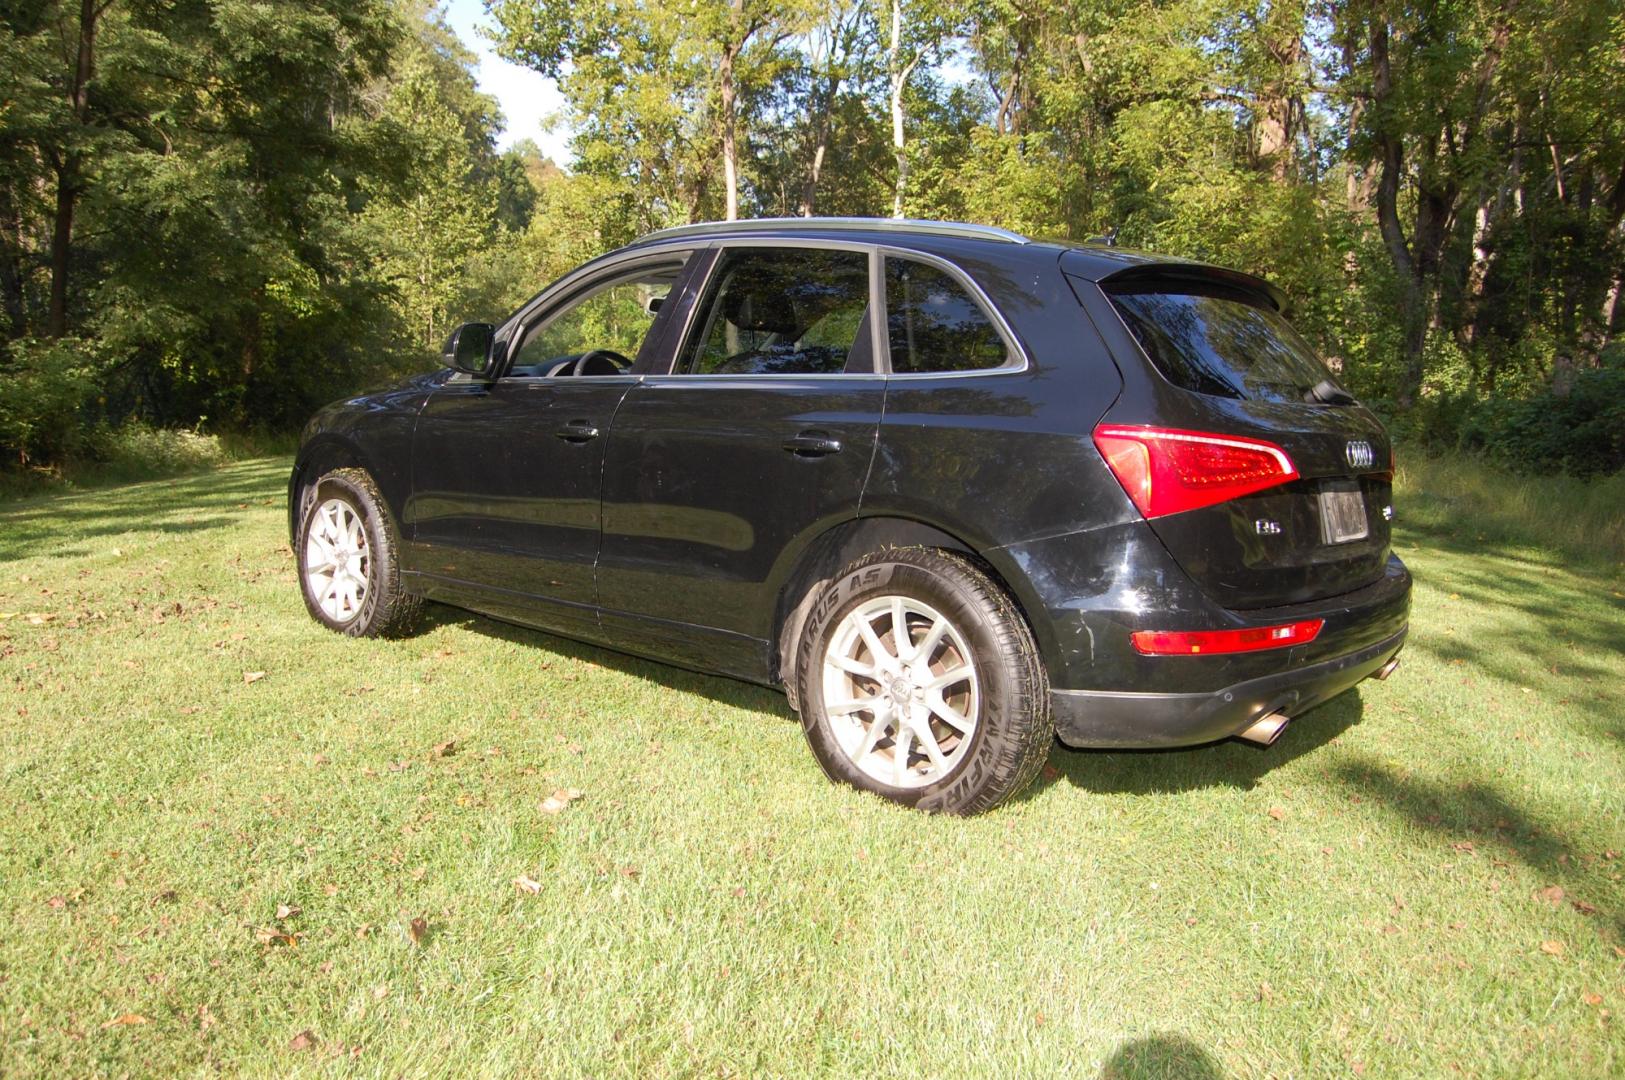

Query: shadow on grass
1330;756;1623;948
1101;1035;1225;1079
1042;692;1365;798
0;457;292;563
417;603;798;721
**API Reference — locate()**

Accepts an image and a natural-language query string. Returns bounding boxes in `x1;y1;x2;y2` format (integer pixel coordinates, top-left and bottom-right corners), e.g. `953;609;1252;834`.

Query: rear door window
1105;283;1346;404
676;247;872;375
883;257;1011;374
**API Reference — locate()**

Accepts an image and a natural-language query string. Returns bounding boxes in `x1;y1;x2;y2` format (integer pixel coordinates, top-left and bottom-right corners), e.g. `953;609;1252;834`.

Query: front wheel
296;468;421;638
793;548;1052;814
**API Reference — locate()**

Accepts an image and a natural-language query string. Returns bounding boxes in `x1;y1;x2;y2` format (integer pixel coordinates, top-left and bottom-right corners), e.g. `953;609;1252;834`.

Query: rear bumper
1052;625;1406;748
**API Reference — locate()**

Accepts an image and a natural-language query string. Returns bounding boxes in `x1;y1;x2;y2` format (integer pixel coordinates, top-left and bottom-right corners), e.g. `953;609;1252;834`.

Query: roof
623;217;1285;309
629;217;1033;247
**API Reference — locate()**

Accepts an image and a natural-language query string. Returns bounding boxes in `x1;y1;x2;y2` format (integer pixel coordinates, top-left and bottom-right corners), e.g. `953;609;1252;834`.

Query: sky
441;0;573;163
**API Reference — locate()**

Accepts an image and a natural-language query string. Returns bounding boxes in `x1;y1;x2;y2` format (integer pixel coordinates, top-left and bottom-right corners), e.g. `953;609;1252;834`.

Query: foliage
3;0;1623;476
1457;360;1625;478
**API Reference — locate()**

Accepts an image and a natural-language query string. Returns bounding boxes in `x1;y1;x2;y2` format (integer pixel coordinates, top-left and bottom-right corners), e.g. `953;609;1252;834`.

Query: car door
595;242;887;680
403;251;700;637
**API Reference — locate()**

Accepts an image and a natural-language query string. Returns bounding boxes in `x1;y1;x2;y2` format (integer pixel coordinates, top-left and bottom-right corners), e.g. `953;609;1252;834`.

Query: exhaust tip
1372;655;1401;681
1237;711;1290;747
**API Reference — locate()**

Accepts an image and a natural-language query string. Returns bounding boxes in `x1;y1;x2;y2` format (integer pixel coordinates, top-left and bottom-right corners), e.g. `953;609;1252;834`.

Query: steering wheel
570;349;632;376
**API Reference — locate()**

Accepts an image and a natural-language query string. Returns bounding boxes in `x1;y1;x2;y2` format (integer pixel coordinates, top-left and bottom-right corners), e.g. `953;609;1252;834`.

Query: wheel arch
769;514;1056;706
287;436;375;545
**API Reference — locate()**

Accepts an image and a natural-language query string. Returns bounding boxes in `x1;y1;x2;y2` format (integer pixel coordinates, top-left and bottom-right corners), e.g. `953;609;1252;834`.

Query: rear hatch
1078;267;1393;610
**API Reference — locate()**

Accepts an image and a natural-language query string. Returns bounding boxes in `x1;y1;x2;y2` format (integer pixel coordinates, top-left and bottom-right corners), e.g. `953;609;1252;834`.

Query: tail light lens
1092;424;1299;518
1131;619;1324;656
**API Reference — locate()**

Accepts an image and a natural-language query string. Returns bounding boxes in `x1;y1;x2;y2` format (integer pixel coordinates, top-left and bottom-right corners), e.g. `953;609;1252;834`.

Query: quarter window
677;248;872;375
884;258;1010;374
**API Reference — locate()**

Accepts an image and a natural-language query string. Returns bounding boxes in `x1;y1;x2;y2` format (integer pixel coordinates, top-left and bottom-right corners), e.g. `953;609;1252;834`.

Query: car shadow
419;600;1364;801
1031;691;1366;799
416;603;798;721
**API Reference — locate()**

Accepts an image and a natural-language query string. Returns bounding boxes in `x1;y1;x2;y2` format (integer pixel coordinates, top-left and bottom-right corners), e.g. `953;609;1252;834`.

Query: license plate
1319;483;1369;544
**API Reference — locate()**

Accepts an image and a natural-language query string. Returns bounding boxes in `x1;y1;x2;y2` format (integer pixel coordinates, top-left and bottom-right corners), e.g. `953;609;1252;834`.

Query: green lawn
1;458;1621;1078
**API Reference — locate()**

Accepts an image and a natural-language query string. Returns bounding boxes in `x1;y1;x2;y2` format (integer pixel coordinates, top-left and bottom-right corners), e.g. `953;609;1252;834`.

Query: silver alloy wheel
820;594;981;789
304;497;370;624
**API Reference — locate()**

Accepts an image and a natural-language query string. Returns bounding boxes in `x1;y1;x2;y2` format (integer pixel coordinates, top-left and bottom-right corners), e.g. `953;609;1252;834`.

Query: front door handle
555;420;601;443
782;431;843;457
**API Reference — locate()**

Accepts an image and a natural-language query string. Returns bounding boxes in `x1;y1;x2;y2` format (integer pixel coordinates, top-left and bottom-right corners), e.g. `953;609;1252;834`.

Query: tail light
1092;424;1299;518
1131;619;1324;656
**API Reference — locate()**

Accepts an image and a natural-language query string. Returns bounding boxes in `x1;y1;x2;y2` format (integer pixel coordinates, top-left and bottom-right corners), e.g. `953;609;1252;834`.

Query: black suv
290;218;1409;814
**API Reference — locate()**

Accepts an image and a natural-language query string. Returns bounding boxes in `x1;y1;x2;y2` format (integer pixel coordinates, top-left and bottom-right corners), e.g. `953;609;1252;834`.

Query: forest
2;0;1622;481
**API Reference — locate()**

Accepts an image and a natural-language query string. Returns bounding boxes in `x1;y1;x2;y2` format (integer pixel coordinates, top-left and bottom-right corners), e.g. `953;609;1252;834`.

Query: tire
793;547;1052;814
296;467;422;638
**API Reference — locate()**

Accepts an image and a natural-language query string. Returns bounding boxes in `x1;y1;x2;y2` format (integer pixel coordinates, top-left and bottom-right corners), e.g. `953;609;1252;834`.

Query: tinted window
678;248;870;375
1107;284;1345;403
884;258;1010;373
510;264;684;377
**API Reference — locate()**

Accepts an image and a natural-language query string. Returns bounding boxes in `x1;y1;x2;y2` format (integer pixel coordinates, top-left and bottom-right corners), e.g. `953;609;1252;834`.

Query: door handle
782;431;843;457
555;420;601;443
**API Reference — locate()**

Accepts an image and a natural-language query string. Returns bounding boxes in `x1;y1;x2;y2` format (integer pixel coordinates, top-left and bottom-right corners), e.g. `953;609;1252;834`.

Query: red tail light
1131;619;1324;656
1092;424;1300;518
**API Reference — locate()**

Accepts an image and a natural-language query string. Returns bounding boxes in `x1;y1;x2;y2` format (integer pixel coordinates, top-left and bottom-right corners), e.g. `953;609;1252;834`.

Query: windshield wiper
1304;379;1358;406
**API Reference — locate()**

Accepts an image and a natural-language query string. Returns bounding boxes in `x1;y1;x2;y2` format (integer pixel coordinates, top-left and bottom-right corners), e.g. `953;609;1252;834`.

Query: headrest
722;278;797;334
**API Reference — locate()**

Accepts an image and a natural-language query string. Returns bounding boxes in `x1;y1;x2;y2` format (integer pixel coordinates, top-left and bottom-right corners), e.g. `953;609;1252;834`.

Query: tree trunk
721;39;739;222
799;68;839;217
48;0;102;339
887;0;916;220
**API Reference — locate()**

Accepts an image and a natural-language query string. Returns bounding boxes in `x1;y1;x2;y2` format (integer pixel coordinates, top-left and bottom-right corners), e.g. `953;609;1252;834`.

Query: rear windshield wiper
1304;379;1358;406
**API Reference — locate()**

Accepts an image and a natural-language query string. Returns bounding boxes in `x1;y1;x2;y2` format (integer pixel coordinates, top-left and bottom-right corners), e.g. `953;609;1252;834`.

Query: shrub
0;337;107;465
1458;359;1625;478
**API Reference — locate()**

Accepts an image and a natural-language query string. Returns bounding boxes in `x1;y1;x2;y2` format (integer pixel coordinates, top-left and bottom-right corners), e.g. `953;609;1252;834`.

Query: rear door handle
555;420;601;443
782;431;843;457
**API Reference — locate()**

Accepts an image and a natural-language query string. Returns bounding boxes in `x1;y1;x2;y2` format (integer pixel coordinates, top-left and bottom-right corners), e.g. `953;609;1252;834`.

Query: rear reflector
1131;619;1324;656
1092;424;1299;518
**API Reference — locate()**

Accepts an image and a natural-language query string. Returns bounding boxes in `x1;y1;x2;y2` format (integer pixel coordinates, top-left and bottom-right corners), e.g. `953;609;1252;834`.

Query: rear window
1106;283;1345;404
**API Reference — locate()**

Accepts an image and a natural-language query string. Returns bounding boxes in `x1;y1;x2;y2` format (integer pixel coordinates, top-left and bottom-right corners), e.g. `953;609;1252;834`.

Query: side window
509;262;685;377
883;257;1011;374
677;248;871;375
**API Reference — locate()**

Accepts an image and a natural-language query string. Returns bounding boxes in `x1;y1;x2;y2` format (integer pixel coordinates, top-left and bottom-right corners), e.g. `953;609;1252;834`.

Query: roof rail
631;217;1032;247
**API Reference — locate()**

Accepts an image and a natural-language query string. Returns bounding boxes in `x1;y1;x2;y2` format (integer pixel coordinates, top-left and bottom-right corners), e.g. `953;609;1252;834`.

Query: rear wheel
296;468;421;638
793;548;1052;814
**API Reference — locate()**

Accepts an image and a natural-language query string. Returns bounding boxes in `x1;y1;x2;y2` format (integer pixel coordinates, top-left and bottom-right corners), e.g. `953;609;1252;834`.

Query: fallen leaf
1535;885;1565;906
1540;940;1565;956
620;866;640;880
373;985;389;1001
288;1029;317;1051
408;917;429;946
1571;899;1597;915
1583;992;1603;1006
242;670;266;685
275;903;301;921
46;895;66;909
323;883;340;897
540;788;584;814
514;875;543;895
101;1013;148;1029
1267;806;1286;821
430;739;457;760
1452;841;1476;853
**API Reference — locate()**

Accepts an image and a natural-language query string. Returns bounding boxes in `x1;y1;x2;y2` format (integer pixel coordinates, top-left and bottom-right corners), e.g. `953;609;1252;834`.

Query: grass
1394;449;1625;569
1;456;1621;1078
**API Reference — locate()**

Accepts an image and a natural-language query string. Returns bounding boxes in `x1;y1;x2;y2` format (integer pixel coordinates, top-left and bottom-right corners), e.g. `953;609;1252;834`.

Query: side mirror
442;323;496;377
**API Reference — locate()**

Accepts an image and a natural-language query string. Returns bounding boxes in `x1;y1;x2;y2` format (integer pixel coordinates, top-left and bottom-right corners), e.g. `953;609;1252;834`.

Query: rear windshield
1106;283;1346;404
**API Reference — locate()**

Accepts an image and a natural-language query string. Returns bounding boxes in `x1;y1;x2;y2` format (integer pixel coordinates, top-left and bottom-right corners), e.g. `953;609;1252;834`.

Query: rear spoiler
1059;248;1287;313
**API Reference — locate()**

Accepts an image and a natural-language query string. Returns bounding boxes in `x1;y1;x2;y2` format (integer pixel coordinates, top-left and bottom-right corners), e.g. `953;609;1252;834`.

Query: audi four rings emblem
1345;440;1375;469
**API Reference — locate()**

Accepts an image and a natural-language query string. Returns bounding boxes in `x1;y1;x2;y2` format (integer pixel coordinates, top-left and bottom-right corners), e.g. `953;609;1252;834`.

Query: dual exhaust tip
1236;654;1402;747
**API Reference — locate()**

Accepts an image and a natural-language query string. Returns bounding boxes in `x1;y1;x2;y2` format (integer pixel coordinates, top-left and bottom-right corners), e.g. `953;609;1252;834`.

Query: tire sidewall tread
794;546;1052;815
296;467;421;639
